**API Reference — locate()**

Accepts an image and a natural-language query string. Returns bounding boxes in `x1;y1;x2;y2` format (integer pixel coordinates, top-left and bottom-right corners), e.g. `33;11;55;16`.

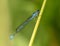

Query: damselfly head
35;10;40;13
32;10;40;18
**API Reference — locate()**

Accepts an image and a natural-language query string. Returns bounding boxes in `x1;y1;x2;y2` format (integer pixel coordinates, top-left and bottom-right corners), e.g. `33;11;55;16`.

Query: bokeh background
0;0;60;46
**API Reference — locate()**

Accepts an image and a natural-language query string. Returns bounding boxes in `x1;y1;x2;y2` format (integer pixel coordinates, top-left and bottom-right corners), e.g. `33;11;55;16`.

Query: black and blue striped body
10;10;40;40
16;10;40;33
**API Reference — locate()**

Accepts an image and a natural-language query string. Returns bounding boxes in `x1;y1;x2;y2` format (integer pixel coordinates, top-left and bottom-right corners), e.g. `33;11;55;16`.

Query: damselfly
10;10;40;40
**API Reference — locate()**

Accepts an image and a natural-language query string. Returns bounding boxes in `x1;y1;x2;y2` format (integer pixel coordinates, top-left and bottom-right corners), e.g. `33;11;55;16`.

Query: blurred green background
9;0;60;46
0;0;60;46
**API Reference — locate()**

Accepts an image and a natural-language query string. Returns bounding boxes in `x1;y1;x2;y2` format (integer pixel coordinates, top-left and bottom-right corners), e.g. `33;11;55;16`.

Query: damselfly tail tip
9;34;14;40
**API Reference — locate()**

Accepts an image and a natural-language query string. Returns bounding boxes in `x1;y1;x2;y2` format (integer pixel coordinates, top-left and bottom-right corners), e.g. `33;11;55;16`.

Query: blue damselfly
10;10;40;40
